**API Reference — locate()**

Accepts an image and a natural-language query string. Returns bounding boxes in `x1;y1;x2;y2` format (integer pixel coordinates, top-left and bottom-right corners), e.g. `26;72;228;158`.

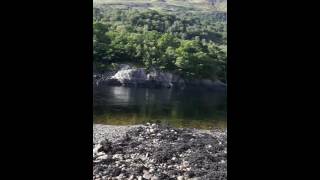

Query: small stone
96;152;105;156
143;172;152;179
177;176;184;180
182;161;189;167
149;168;155;173
150;176;159;180
113;154;123;160
112;167;121;177
93;144;102;154
96;155;109;160
117;173;125;179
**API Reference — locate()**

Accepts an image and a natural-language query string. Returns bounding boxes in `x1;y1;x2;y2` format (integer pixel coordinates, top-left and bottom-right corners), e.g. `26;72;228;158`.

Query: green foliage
93;8;227;81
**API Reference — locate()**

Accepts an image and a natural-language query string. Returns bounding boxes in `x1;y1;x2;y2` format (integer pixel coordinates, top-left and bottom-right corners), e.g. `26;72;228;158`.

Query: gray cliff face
94;64;226;90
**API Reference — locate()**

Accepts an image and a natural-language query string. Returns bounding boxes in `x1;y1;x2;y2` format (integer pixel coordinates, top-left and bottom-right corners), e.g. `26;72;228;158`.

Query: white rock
150;176;159;180
149;168;155;173
93;144;102;154
177;176;184;180
182;161;189;167
111;68;147;83
113;154;123;160
96;155;109;160
117;173;125;179
96;152;105;156
143;172;152;179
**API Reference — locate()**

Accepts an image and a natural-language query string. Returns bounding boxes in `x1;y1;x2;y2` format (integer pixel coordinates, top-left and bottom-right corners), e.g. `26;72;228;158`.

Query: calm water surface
93;86;227;129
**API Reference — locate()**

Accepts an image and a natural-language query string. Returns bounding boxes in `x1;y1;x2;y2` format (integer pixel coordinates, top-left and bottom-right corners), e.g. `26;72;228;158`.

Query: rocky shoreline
93;124;227;180
93;64;226;90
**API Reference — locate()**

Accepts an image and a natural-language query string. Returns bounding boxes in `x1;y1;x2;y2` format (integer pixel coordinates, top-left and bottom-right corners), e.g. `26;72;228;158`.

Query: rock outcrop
94;64;226;90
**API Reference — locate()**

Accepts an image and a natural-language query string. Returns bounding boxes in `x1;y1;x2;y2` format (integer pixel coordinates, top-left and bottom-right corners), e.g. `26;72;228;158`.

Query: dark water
93;86;227;129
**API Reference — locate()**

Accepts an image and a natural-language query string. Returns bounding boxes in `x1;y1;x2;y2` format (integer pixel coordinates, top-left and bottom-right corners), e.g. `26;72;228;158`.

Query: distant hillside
93;0;227;12
206;0;227;11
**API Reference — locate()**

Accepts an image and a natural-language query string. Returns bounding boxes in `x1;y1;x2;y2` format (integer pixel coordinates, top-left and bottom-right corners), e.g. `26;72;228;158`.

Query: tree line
93;8;227;82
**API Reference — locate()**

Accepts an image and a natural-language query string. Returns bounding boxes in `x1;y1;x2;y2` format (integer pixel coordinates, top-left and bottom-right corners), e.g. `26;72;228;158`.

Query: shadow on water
93;85;226;129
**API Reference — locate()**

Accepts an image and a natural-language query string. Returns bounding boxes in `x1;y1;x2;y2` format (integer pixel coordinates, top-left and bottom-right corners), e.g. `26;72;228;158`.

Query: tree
92;8;227;81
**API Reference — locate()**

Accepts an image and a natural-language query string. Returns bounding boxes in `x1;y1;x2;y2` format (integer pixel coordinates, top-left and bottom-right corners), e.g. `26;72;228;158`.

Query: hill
93;0;227;82
93;0;227;13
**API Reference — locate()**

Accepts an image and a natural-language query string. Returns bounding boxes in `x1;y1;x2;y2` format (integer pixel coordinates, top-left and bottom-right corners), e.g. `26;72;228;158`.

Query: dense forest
93;4;227;82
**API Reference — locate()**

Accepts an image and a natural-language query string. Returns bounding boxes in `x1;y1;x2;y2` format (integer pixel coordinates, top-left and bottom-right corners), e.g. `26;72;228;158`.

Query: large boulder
147;70;177;88
111;68;148;84
110;66;179;88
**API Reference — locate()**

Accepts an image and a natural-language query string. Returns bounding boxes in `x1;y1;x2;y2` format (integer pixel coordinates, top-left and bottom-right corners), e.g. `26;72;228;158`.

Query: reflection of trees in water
93;86;227;125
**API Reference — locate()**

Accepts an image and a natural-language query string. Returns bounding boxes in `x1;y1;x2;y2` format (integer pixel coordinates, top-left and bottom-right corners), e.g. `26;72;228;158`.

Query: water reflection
93;86;227;129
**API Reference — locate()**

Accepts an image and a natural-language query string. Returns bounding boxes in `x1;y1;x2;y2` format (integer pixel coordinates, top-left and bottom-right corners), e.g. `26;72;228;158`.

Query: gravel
93;123;227;180
93;124;141;143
